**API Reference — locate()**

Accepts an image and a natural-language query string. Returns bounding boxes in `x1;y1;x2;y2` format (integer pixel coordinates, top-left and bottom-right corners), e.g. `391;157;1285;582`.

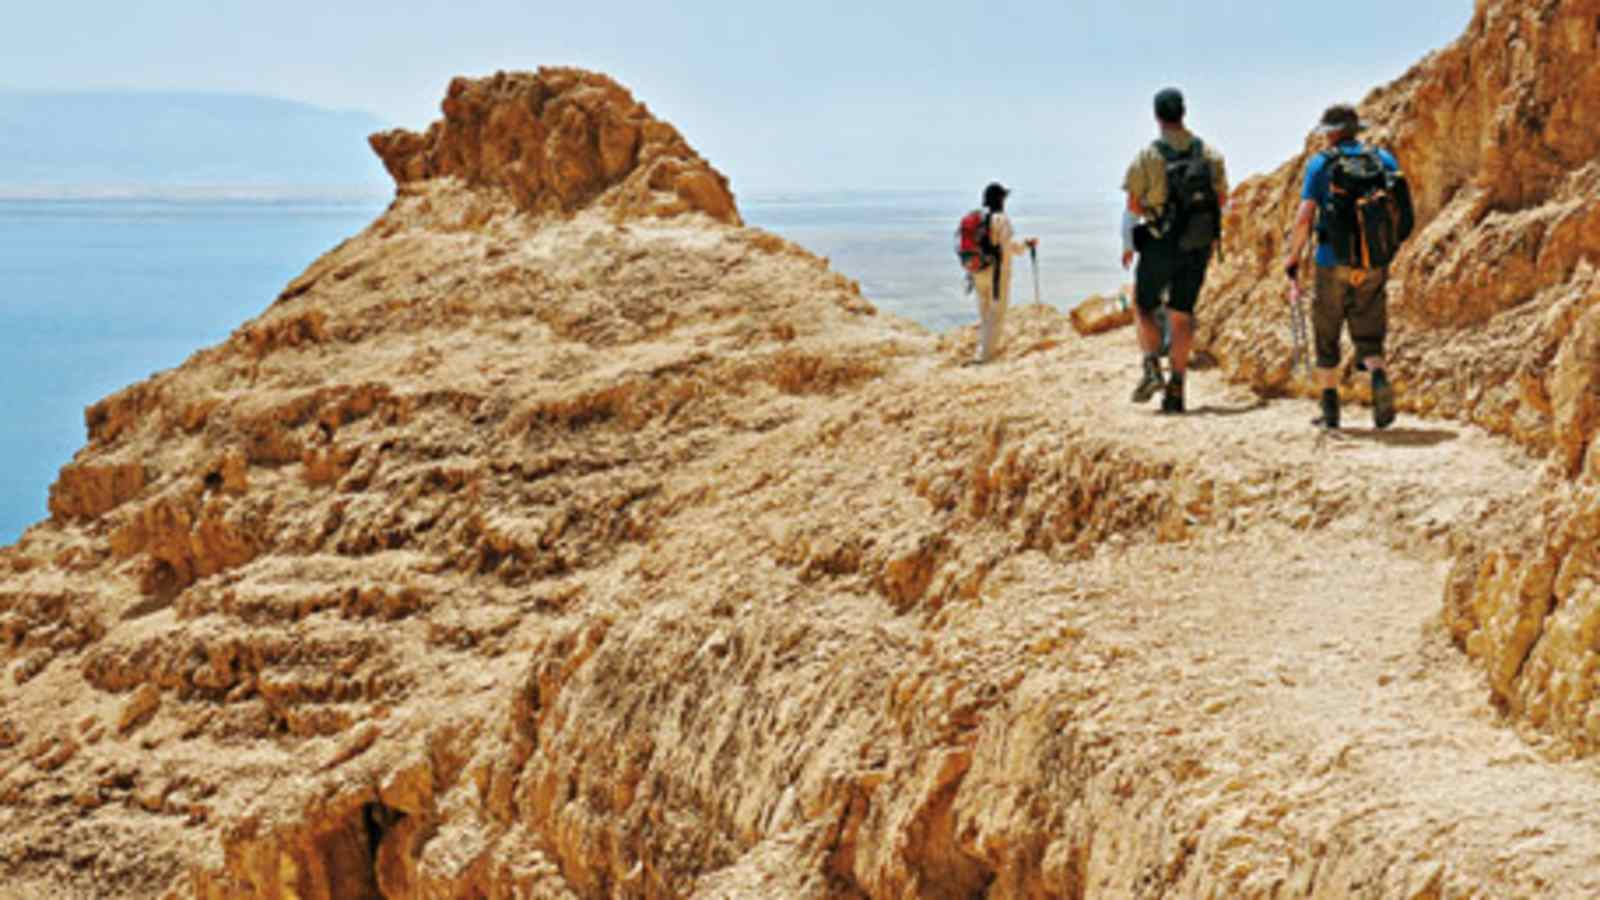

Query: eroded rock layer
369;68;740;226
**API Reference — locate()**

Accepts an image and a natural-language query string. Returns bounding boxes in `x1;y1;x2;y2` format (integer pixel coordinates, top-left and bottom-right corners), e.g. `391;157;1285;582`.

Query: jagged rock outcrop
1202;0;1600;755
2;25;1600;899
369;68;740;226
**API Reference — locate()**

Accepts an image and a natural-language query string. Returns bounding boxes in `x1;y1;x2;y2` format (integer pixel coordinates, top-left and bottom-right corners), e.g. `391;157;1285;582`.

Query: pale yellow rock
117;683;161;736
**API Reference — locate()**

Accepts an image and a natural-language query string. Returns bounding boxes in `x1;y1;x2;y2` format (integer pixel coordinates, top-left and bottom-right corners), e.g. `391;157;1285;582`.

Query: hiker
1122;87;1229;413
1282;103;1412;430
961;182;1038;365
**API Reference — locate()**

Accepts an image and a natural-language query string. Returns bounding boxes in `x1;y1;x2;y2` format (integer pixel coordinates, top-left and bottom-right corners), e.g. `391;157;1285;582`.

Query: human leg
992;281;1010;359
1159;249;1210;414
1168;310;1194;374
1131;246;1173;402
973;269;997;363
1165;248;1209;375
1160;311;1193;413
1136;309;1163;356
1348;269;1394;427
1311;265;1351;427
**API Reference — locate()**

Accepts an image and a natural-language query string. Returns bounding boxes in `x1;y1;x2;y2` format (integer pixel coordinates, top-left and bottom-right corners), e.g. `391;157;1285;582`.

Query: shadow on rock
1328;426;1459;448
1185;398;1271;417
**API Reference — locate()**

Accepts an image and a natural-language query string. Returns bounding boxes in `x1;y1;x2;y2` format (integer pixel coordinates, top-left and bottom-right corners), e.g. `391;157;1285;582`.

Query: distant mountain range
0;90;391;197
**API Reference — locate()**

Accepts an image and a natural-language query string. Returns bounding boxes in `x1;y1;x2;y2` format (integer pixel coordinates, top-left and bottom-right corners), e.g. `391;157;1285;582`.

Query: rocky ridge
1;25;1598;900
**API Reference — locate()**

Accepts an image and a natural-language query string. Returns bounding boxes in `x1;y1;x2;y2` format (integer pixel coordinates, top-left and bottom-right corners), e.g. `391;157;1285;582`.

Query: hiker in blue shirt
1283;104;1406;430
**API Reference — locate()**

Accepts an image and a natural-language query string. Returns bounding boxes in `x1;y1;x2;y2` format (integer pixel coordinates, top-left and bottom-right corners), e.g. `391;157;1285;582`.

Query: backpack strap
983;210;1002;296
1154;137;1202;162
1325;142;1371;161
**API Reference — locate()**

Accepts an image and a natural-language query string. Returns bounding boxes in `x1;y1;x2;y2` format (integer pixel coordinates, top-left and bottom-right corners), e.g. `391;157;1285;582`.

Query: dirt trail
882;314;1600;894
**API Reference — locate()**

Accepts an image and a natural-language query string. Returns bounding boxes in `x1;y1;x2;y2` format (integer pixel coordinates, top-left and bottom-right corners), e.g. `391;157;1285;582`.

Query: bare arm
1212;152;1231;210
995;214;1035;259
1121;193;1144;269
1283;199;1317;277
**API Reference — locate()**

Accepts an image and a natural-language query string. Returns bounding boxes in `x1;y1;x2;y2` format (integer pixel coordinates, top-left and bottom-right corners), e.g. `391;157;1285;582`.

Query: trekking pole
1288;280;1313;381
1029;244;1041;305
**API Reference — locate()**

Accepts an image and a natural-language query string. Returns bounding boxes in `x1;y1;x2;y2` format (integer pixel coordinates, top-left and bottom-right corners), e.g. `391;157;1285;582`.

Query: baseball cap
1315;104;1365;135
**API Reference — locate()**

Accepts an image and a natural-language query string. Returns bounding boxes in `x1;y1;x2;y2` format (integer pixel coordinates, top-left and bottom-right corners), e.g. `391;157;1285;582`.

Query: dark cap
982;181;1009;209
1316;104;1364;136
1154;87;1185;123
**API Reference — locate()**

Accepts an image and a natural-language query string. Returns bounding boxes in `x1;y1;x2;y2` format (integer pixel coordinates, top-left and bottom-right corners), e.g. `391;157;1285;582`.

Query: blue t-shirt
1302;141;1399;268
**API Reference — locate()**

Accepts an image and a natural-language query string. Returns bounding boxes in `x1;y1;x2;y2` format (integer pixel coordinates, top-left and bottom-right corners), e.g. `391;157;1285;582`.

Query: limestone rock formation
370;68;740;226
3;18;1600;898
1200;0;1600;755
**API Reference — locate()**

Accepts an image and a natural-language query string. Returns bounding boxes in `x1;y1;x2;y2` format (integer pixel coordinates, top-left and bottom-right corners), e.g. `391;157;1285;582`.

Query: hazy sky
2;1;1473;197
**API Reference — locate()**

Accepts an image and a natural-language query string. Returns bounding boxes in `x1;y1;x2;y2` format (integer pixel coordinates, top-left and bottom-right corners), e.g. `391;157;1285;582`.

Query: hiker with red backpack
956;182;1038;365
1122;87;1229;413
1282;104;1414;430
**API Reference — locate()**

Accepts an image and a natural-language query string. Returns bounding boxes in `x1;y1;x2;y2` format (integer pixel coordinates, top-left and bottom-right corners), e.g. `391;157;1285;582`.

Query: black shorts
1134;233;1211;315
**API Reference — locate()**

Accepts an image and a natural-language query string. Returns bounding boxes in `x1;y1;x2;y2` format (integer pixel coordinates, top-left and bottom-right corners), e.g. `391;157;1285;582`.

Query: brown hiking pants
1313;264;1388;369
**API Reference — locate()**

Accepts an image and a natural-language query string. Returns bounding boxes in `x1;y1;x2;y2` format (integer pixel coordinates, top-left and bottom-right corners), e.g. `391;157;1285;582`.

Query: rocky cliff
1201;0;1600;757
368;69;739;226
2;34;1600;900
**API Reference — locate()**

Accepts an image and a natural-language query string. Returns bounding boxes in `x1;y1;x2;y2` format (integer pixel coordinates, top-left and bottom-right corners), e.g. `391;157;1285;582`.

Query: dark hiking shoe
1372;370;1396;429
1131;357;1165;403
1160;377;1185;414
1318;389;1340;429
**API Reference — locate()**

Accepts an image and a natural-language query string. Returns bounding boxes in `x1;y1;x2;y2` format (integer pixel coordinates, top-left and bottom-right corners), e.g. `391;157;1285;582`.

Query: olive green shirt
1122;126;1230;214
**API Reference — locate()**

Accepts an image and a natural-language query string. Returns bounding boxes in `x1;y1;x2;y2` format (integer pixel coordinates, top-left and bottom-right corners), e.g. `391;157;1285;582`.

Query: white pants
973;265;1009;362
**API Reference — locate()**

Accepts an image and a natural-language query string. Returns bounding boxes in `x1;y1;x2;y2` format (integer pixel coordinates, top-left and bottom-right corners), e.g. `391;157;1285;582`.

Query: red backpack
955;209;997;272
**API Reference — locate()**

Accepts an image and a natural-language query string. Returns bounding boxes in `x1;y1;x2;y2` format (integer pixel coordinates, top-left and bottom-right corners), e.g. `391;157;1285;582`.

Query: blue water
0;199;385;545
742;191;1123;331
0;192;1122;545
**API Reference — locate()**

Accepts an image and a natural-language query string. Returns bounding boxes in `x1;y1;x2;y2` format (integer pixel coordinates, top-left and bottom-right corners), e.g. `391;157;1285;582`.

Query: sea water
0;199;385;545
742;191;1123;331
0;192;1123;544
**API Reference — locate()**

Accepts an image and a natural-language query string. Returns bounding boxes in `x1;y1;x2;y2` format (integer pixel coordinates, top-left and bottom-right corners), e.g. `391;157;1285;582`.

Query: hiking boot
1160;377;1185;414
1131;357;1164;403
1318;389;1340;429
1372;370;1396;429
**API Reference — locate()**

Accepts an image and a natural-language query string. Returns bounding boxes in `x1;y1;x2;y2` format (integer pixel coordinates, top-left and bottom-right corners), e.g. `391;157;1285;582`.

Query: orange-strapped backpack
955;209;997;273
1319;146;1415;269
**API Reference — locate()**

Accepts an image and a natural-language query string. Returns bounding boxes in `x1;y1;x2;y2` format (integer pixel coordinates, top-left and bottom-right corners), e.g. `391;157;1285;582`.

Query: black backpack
1317;146;1415;269
1156;138;1221;252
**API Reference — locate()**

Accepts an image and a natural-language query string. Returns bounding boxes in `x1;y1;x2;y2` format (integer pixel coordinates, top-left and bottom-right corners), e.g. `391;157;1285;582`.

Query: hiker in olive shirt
1122;87;1229;414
